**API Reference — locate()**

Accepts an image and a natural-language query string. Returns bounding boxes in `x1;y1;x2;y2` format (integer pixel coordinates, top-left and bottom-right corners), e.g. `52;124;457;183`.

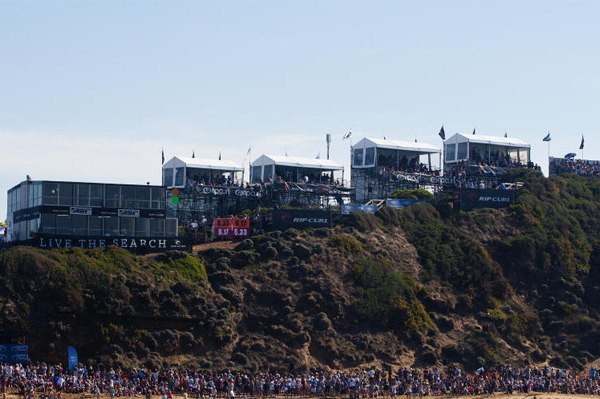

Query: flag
192;150;195;158
472;127;476;135
580;135;585;150
218;151;221;160
543;133;551;142
342;131;352;140
316;150;321;159
161;148;165;165
67;346;78;372
246;146;251;156
504;131;508;138
438;126;445;140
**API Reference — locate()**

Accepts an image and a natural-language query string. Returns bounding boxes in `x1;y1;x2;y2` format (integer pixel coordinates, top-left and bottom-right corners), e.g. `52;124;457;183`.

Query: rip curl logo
467;191;479;202
281;213;293;223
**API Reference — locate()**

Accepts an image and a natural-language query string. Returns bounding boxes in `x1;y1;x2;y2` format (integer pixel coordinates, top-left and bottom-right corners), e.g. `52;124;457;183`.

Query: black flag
192;150;195;158
580;135;585;150
161;148;165;165
438;126;446;140
472;127;476;135
219;151;222;160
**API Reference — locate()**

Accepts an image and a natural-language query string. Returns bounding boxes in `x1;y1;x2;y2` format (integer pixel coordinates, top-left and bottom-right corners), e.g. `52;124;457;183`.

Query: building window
175;167;185;186
72;215;88;236
120;217;135;236
136;187;151;209
163;168;174;186
353;148;364;166
365;147;375;166
151;188;164;210
166;218;178;237
104;217;119;236
136;218;151;236
75;184;90;206
121;186;136;208
90;184;104;207
105;185;120;208
89;216;102;236
150;219;165;237
56;215;72;235
43;182;60;205
445;144;456;162
457;142;468;160
41;214;56;234
58;183;73;206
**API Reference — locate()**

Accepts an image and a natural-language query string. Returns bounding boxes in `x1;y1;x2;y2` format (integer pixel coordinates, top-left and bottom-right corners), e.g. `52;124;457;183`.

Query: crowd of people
4;363;600;399
551;158;600;177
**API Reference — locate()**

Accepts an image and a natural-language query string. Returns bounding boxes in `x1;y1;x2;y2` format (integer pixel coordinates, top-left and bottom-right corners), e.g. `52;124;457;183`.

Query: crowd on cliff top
5;363;600;398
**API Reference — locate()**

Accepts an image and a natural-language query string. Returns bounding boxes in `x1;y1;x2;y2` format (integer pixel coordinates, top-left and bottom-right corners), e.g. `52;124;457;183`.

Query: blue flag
67;346;78;371
580;135;585;150
438;126;445;140
543;133;551;142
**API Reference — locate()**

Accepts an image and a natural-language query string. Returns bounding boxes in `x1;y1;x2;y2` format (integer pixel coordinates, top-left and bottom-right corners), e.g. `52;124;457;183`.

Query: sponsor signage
70;206;92;215
460;188;514;211
272;210;332;230
195;187;263;198
341;204;378;215
212;218;250;238
394;173;456;186
0;344;29;364
27;235;191;253
118;209;140;218
35;206;165;219
386;199;427;209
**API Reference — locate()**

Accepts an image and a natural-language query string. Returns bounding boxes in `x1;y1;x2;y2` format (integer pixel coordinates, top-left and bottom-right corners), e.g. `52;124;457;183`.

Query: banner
212;218;250;238
0;344;29;364
341;204;378;215
272;210;332;230
386;199;427;209
394;174;456;186
24;235;192;253
460;188;514;211
67;345;78;371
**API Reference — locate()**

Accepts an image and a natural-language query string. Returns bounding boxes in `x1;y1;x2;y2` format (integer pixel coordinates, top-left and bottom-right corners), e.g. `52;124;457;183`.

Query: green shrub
329;234;363;254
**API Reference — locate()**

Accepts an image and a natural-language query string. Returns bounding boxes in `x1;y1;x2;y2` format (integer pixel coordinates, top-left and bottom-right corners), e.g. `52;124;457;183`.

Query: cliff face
2;169;600;372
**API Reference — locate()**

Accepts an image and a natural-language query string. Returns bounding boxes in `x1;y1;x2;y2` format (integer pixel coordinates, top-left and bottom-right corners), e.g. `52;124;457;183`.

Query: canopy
445;133;530;148
251;154;344;183
162;156;244;188
163;156;244;172
351;136;441;170
444;132;531;165
354;137;441;154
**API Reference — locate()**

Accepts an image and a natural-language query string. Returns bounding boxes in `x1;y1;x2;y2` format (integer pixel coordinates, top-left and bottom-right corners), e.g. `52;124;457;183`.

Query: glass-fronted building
6;180;179;248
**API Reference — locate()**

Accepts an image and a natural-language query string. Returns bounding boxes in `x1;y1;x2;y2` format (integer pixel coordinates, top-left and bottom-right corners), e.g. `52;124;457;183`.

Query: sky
1;0;599;217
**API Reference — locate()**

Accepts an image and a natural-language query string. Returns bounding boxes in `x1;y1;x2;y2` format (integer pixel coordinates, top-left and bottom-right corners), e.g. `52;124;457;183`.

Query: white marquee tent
251;154;344;183
351;137;441;171
162;156;244;188
444;133;530;166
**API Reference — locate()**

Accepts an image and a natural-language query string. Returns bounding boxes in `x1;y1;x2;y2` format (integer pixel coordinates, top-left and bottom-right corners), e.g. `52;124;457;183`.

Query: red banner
212;218;250;238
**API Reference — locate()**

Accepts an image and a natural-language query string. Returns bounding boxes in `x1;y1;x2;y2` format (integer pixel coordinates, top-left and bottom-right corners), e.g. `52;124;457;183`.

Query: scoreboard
212;218;250;238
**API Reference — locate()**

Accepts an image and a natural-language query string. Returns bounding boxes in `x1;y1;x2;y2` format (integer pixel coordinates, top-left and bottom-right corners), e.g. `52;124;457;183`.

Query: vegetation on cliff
2;170;600;372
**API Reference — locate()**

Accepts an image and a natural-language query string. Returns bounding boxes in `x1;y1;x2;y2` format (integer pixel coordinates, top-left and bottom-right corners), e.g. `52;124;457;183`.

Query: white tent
444;133;530;165
351;137;441;171
162;156;244;188
251;154;343;183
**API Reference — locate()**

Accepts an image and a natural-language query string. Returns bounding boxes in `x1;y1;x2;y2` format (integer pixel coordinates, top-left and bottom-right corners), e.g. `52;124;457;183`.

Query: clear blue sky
2;0;599;217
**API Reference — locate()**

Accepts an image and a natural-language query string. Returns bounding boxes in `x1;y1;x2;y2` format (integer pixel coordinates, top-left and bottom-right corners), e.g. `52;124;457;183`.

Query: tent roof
252;154;344;170
163;156;244;171
446;133;530;148
355;137;441;154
